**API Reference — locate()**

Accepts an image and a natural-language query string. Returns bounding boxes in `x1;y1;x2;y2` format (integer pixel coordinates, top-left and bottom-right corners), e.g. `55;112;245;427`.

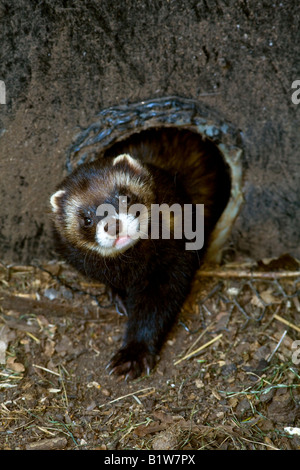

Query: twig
98;387;155;408
267;330;287;362
33;364;61;377
198;270;300;279
273;314;300;333
59;365;69;408
185;326;211;356
174;333;223;365
239;436;279;450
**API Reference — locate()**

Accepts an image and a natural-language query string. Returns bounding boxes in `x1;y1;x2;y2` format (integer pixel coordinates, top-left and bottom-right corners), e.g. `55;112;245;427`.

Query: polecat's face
50;154;154;257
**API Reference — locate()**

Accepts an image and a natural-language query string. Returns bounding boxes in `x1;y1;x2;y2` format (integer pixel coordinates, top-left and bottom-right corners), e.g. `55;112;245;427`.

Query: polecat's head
50;154;155;257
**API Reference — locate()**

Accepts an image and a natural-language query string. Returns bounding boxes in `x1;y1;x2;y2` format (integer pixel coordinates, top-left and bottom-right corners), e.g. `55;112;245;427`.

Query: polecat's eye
84;216;93;226
80;215;94;228
79;209;95;228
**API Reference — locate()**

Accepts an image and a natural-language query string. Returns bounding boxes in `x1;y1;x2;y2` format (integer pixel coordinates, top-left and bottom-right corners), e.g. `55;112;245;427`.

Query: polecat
50;128;230;379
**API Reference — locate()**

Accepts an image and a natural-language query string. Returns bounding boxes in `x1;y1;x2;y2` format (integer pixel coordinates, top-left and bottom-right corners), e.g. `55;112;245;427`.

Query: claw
106;343;156;379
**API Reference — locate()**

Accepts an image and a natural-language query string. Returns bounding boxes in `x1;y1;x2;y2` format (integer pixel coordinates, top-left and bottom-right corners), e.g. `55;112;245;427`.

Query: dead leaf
152;411;178;424
7;356;25;373
44;339;55;358
251;289;279;308
134;422;166;437
26;437;67;450
260;289;279;304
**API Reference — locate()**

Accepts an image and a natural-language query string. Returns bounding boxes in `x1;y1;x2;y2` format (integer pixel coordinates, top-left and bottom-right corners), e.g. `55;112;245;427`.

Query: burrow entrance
67;97;244;262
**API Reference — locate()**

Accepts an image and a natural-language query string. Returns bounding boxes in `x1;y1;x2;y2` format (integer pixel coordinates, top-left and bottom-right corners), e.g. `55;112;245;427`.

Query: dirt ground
0;254;299;450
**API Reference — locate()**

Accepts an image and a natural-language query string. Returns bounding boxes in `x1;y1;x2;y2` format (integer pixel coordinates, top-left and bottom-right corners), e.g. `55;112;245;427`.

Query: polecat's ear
50;189;66;212
112;153;144;172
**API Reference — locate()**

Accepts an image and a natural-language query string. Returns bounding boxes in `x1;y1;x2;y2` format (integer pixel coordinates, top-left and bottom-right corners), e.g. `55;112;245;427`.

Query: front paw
107;343;157;380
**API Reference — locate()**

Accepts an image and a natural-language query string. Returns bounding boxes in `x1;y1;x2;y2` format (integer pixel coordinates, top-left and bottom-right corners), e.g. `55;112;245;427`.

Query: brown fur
50;128;230;379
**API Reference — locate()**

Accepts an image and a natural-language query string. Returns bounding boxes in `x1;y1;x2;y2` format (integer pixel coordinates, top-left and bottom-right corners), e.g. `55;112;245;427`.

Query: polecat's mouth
114;235;135;249
94;212;143;254
112;235;138;252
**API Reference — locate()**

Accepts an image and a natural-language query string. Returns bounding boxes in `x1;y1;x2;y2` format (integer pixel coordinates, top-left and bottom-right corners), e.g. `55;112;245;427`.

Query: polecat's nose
104;218;123;236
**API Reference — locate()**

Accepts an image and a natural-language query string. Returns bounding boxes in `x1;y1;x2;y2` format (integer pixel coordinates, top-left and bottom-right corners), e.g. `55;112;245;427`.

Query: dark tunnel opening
102;127;232;258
